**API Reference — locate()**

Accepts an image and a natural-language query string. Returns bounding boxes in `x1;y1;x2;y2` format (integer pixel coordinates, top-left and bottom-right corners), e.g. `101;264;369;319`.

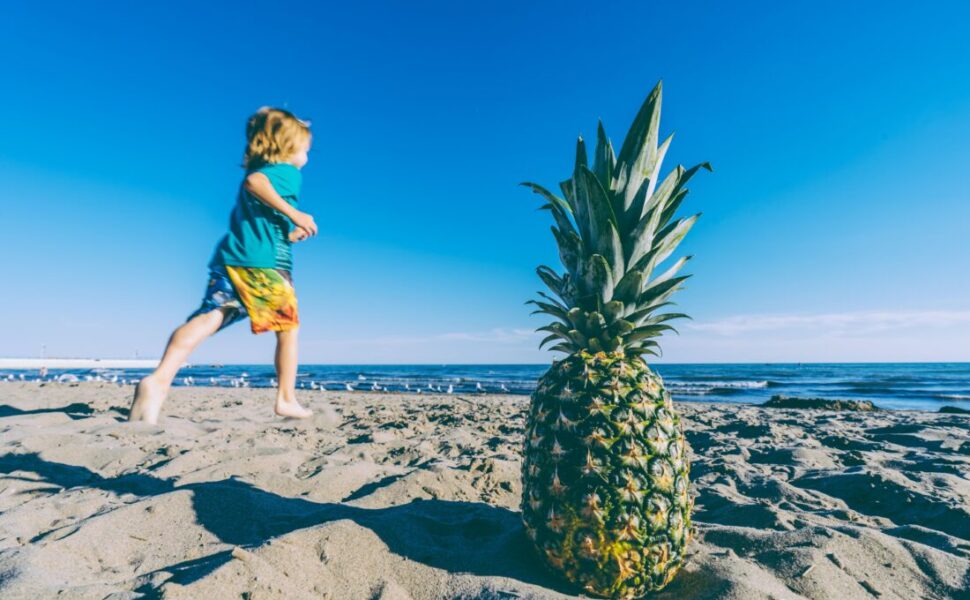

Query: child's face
289;138;311;169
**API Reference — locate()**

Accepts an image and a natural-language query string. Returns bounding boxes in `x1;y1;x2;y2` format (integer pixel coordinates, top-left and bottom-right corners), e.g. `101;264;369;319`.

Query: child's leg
273;327;312;419
129;309;226;424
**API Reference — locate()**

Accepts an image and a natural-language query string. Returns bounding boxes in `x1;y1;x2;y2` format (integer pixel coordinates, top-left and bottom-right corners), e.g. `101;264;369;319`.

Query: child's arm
244;172;318;236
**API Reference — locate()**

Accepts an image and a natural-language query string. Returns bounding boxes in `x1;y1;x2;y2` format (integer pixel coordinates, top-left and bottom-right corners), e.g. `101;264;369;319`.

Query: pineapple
520;81;709;598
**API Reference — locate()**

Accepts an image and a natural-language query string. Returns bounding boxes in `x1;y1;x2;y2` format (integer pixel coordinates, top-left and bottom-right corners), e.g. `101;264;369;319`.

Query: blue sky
2;1;969;363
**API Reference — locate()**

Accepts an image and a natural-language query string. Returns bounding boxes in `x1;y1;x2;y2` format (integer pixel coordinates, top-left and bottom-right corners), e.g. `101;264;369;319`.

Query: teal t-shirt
209;162;302;271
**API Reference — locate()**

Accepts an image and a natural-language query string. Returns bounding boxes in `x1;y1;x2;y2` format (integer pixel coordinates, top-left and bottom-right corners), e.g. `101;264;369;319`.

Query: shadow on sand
0;402;96;421
0;452;573;595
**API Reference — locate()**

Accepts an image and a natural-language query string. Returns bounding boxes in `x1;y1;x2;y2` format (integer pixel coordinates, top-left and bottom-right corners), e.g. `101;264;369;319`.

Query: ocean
3;362;969;412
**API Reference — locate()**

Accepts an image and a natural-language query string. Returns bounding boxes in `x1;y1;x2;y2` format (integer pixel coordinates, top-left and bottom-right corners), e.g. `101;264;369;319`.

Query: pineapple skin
521;350;692;598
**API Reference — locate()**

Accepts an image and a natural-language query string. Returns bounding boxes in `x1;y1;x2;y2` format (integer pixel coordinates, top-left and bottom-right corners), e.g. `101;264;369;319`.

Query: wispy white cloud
686;310;970;337
290;311;970;363
311;311;970;347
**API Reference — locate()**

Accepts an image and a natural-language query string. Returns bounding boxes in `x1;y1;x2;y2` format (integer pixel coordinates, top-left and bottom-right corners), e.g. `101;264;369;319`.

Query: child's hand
289;227;310;243
291;211;318;236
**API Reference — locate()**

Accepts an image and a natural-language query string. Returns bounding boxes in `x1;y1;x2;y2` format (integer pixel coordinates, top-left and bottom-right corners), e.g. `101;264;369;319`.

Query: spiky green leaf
626;324;676;343
548;342;575;354
614;81;662;211
640;275;691;306
527;299;572;322
521;182;577;237
592;121;615;192
576;167;624;282
602;301;624;322
536;265;564;298
579;254;615;304
551;227;583;277
651;215;699;267
613;269;645;303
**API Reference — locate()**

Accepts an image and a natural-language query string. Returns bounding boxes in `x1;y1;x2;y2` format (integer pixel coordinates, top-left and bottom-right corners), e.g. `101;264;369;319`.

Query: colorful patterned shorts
187;265;299;334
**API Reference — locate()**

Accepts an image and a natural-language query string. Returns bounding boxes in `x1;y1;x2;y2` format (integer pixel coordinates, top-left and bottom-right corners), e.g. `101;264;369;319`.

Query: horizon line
2;358;968;368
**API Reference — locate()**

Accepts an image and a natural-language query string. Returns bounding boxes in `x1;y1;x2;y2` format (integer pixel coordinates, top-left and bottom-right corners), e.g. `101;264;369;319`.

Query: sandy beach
0;382;966;599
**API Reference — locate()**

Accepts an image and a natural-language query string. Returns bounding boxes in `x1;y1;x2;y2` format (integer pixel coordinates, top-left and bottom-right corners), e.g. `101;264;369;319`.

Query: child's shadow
0;452;570;594
0;402;95;421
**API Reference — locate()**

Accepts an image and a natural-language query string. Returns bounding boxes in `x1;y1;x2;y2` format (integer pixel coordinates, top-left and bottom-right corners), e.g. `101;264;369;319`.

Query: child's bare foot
274;396;313;419
129;375;167;424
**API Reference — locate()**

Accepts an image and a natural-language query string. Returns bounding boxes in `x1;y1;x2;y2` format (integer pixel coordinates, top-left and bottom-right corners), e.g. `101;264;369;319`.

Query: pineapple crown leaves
522;80;710;357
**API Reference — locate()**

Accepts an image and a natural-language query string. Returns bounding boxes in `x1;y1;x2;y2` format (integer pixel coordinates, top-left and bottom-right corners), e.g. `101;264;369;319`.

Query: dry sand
0;382;967;599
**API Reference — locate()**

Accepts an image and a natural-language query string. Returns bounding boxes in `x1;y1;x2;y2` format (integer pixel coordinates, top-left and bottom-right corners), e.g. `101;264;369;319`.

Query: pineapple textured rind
522;351;692;598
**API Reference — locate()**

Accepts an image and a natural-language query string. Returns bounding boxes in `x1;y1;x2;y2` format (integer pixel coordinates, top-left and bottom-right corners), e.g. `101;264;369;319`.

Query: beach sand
0;382;967;599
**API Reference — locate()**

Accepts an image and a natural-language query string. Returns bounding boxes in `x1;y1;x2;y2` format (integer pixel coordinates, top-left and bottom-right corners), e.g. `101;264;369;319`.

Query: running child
129;107;318;424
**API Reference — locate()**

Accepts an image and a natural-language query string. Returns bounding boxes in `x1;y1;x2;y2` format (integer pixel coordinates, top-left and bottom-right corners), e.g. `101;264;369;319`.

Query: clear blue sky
2;1;969;363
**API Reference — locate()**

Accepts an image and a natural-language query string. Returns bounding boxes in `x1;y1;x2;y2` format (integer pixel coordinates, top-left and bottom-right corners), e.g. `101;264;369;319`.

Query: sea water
2;363;969;411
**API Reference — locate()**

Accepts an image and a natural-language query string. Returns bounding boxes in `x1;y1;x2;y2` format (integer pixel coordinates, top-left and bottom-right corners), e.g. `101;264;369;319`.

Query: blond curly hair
242;107;311;170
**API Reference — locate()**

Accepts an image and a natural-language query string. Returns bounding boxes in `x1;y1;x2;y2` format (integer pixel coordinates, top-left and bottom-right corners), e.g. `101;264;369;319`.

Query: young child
129;107;318;425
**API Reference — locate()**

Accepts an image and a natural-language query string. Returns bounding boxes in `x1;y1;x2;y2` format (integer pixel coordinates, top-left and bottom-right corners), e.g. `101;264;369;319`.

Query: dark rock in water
938;405;970;414
763;395;879;412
